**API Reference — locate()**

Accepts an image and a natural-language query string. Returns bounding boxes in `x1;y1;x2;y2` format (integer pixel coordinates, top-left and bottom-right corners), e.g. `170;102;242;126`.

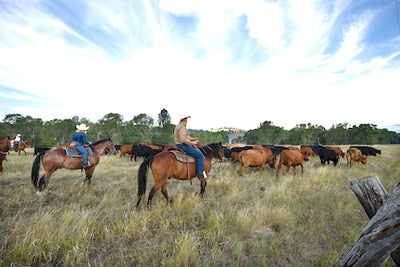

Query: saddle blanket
170;150;195;163
64;147;93;157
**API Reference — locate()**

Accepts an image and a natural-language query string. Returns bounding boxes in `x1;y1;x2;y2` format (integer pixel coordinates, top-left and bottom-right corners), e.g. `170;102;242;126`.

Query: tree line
1;110;399;147
240;121;400;145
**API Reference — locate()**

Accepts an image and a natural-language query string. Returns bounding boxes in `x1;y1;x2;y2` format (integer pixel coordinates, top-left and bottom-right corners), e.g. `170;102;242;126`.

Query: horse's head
105;137;117;155
205;142;224;162
216;142;223;162
7;137;13;151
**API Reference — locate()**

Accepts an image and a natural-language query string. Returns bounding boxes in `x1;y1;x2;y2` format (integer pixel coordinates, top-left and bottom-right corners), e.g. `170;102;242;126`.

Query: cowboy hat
76;123;89;131
180;115;191;121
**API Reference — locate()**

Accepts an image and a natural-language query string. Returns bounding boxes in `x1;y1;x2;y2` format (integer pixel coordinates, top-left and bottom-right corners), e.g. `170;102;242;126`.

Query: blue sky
0;0;399;130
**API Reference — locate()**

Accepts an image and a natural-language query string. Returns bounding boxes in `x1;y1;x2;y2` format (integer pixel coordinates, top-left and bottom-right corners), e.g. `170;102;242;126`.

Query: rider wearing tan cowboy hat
71;123;91;168
174;115;207;180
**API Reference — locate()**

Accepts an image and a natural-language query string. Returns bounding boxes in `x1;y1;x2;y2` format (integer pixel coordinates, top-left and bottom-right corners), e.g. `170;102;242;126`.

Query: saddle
170;149;196;184
170;150;195;163
64;146;93;157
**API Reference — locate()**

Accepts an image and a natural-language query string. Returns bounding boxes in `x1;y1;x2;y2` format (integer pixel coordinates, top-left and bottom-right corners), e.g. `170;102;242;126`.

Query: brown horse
31;138;116;190
136;142;223;208
0;137;12;174
17;141;31;155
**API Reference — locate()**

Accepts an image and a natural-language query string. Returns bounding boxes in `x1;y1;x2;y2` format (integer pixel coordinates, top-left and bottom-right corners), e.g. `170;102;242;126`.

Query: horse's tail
137;155;154;200
31;152;43;188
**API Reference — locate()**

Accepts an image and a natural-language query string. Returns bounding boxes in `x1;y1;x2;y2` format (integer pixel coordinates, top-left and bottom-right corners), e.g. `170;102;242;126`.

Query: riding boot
83;161;91;169
197;173;205;181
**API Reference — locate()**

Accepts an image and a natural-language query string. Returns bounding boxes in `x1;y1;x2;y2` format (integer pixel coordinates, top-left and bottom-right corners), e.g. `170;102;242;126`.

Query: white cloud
0;0;399;130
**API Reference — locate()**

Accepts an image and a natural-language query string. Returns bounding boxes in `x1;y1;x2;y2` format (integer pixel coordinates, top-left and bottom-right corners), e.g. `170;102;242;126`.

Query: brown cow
227;143;246;150
276;150;309;177
300;146;317;157
119;145;133;158
230;146;253;164
327;146;345;158
346;148;367;167
139;143;164;150
239;145;276;176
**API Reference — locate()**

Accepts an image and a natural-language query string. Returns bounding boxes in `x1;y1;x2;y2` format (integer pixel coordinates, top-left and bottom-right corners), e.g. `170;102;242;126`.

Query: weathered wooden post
341;176;400;266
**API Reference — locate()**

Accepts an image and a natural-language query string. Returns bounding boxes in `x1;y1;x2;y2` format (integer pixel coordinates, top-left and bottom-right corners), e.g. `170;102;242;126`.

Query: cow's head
361;156;367;165
301;151;309;161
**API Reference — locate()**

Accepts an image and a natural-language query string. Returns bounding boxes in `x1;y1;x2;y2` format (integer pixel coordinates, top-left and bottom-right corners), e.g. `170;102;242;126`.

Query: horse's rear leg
161;181;172;204
38;170;55;191
147;183;162;208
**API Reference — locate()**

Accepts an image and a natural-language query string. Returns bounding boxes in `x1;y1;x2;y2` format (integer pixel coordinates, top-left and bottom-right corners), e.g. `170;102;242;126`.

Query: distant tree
286;123;326;145
349;124;377;145
245;121;287;145
153;109;174;144
3;114;24;134
131;113;154;143
325;123;350;145
158;108;171;128
97;113;124;142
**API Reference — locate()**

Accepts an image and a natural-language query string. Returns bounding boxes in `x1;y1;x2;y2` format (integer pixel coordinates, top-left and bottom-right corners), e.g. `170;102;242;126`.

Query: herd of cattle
113;143;381;177
31;142;380;177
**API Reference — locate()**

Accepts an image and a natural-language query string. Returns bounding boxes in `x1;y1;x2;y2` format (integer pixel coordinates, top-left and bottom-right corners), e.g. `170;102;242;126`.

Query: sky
0;0;400;131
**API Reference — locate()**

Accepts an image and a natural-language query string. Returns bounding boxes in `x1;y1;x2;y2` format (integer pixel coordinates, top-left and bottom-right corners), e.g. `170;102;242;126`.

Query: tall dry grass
0;145;399;266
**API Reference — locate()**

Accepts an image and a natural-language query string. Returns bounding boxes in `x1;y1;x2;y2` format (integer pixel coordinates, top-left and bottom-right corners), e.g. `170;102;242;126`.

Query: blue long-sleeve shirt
71;132;89;146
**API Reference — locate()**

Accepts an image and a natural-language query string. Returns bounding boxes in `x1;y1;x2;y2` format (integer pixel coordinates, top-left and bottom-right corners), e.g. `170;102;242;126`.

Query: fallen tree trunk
341;176;400;266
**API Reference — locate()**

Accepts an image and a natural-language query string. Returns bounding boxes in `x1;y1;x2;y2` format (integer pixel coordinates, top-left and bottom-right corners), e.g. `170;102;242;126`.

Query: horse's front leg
200;180;207;197
84;170;93;184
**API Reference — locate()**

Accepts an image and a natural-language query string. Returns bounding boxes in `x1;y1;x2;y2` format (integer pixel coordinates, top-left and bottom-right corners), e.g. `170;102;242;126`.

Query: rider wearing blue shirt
71;123;90;168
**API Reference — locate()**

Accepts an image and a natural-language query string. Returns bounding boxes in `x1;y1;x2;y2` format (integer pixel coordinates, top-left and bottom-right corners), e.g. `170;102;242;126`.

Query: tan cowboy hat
76;123;89;131
180;115;191;121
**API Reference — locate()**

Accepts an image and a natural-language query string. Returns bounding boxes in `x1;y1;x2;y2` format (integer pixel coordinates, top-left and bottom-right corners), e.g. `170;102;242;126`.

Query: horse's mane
90;138;109;147
207;143;222;158
198;143;219;159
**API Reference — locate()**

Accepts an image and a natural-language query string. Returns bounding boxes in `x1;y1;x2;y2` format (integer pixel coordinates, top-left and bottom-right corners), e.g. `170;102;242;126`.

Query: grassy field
1;145;399;266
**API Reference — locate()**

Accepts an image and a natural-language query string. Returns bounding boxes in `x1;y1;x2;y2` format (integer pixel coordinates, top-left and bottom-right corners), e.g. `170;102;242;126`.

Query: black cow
131;144;161;161
264;145;289;157
350;146;381;156
304;145;325;155
222;146;231;159
34;147;51;155
114;145;121;152
318;148;339;165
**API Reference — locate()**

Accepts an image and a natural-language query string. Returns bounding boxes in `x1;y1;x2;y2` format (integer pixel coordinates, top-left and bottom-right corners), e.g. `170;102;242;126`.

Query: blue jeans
75;145;88;165
176;144;204;174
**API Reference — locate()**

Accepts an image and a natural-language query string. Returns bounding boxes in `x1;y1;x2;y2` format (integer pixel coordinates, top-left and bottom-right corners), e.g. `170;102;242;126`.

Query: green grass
1;145;399;266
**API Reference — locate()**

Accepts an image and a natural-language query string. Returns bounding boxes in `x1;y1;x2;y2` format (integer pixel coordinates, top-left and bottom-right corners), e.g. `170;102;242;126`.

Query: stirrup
197;173;206;181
